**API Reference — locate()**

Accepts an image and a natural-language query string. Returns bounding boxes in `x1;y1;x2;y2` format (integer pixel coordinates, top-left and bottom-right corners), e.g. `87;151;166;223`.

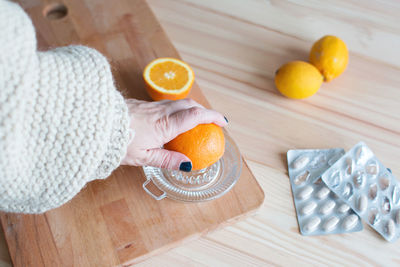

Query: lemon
275;61;323;99
309;35;349;82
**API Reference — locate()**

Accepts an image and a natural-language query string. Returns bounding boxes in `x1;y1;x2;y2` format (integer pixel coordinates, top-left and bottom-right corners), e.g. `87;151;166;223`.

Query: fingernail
224;116;229;123
179;162;192;172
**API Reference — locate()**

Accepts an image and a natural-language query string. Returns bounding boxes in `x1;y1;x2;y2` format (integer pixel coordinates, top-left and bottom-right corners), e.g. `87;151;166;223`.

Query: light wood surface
0;0;264;266
2;0;400;266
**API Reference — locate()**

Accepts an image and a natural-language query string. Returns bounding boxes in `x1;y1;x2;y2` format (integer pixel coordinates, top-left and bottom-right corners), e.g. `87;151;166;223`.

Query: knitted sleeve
0;1;131;213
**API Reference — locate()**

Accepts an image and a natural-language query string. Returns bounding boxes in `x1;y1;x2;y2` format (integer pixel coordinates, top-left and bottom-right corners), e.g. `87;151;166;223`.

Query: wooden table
1;0;400;265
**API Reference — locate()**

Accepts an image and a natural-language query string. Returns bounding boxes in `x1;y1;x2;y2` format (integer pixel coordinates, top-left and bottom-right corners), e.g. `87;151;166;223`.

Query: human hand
120;98;228;172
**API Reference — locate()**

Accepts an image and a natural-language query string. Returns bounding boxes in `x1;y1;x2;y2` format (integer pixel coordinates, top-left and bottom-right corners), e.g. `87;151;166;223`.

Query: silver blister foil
322;142;400;242
288;148;363;235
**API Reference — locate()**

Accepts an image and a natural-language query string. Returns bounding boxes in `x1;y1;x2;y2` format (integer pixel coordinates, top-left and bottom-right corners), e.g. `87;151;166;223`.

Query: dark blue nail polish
387;168;392;173
224;116;229;123
179;162;192;172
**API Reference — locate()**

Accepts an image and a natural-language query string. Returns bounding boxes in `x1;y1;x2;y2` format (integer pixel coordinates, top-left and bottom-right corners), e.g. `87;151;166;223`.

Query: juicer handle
142;178;167;200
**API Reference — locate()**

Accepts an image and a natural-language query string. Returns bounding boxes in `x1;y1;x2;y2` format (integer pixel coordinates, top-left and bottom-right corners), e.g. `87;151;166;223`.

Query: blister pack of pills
288;148;363;235
321;142;400;242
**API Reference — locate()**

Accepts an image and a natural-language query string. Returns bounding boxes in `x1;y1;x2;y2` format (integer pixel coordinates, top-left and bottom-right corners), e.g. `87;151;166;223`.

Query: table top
1;0;400;266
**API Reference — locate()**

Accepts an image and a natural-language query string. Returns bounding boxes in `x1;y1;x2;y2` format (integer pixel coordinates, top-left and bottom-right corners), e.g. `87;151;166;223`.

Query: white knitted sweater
0;1;130;213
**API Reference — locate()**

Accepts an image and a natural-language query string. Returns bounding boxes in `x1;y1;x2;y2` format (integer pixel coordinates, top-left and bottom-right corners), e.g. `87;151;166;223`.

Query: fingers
161;106;227;141
165;98;204;114
145;148;192;172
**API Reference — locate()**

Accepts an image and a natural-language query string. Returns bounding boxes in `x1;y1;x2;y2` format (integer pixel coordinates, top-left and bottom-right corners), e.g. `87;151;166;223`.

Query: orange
309;35;349;82
164;124;225;170
143;57;195;101
275;61;323;99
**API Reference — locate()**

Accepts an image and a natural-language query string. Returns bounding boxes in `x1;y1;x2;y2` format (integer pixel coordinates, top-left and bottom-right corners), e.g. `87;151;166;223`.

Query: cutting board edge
0;156;266;267
126;157;266;265
242;156;266;202
125;203;264;266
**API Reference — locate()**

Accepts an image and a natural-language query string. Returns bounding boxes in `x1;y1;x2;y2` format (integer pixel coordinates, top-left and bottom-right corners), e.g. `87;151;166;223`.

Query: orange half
143;58;195;101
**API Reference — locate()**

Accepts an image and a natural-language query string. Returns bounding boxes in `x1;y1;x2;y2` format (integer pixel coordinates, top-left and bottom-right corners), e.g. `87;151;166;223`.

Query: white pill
304;217;321;233
337;203;350;214
298;185;313;200
395;210;400;225
357;195;368;213
292;155;310;170
301;202;317;216
343;214;358;230
323;216;340;232
316;187;330;200
320;200;336;215
386;219;396;239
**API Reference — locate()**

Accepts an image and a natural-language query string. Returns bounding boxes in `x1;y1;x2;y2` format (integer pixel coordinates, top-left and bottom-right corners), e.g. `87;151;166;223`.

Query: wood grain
0;0;264;266
2;0;400;266
135;0;400;266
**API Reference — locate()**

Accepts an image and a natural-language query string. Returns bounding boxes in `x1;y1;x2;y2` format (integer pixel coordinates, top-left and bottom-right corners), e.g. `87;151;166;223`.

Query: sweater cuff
94;90;130;179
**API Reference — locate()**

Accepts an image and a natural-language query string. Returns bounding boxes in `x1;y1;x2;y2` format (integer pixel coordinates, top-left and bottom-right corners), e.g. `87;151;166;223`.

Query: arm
0;0;227;214
0;1;130;213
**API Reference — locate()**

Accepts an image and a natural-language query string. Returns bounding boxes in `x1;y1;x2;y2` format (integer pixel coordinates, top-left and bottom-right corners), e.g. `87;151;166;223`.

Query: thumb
145;148;192;172
162;106;227;142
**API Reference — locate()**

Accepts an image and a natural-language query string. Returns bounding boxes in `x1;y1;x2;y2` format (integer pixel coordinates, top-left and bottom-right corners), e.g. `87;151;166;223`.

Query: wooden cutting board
0;0;264;266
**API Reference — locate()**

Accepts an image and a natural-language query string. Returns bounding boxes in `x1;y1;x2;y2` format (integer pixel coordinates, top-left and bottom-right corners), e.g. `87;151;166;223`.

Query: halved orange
143;57;195;101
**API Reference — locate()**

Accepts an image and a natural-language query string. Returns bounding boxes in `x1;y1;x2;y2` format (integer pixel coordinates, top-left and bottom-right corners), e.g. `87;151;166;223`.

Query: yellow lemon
309;35;349;82
275;61;323;99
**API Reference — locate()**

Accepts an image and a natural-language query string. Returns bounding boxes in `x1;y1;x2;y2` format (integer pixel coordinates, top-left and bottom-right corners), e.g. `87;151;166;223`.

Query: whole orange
164;124;225;170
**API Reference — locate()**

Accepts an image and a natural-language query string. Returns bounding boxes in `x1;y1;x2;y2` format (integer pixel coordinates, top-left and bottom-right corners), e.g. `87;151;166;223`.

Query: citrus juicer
142;131;242;202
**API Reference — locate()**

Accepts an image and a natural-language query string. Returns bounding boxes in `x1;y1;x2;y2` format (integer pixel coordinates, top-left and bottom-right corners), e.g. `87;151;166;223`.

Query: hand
120;98;228;172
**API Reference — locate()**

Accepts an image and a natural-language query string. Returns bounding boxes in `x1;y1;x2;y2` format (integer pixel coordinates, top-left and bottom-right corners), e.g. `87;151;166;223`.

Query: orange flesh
149;61;189;90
